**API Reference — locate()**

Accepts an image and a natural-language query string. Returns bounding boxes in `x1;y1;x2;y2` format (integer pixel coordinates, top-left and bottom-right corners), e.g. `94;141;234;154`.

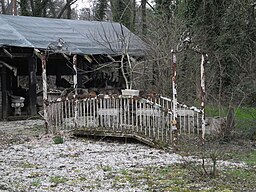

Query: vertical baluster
127;97;129;131
131;97;134;132
188;113;191;134
139;100;142;133
57;102;61;130
82;99;84;127
144;102;147;137
99;98;102;127
108;98;111;129
178;106;181;133
85;99;88;127
61;102;64;130
183;107;186;133
135;99;138;132
64;100;66;129
123;98;126;131
192;111;195;134
157;97;160;140
119;98;122;132
112;97;115;130
166;100;169;142
79;100;82;128
104;98;106;127
68;100;71;130
92;98;94;128
115;97;118;130
116;97;119;131
91;98;94;128
60;101;63;130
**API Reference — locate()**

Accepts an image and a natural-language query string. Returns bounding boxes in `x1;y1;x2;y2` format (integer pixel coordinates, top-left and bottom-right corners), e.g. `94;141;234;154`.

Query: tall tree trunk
20;0;30;16
12;0;17;15
141;0;147;35
66;0;71;19
94;0;108;21
111;0;132;29
30;0;34;14
131;0;136;31
57;0;77;18
33;0;50;16
1;0;6;14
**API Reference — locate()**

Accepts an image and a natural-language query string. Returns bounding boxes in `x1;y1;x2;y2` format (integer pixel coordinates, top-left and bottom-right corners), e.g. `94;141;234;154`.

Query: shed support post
200;53;206;140
28;56;37;116
41;54;48;133
171;49;178;147
73;54;78;128
1;66;8;120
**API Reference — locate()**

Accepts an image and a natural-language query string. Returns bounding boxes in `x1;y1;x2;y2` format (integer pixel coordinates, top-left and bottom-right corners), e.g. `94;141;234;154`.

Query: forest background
1;0;255;120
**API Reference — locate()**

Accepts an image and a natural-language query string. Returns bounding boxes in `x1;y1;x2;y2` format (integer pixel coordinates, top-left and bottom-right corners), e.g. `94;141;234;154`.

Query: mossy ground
104;160;256;191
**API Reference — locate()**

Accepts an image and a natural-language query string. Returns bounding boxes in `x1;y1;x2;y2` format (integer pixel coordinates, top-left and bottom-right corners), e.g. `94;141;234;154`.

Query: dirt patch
0;119;45;149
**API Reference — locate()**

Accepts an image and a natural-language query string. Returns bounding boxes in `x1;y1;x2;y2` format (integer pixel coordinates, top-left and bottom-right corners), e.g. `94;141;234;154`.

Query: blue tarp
0;14;147;56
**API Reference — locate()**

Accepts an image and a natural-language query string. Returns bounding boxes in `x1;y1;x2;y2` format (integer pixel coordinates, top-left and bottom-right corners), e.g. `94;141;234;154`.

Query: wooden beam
28;57;37;116
41;54;49;133
0;52;33;58
1;66;8;120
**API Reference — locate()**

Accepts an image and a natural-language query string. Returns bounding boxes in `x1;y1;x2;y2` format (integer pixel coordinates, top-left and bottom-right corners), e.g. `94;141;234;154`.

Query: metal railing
45;95;203;144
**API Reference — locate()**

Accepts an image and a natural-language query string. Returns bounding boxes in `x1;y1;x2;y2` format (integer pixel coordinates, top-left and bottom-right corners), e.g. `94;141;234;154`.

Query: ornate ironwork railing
44;95;203;144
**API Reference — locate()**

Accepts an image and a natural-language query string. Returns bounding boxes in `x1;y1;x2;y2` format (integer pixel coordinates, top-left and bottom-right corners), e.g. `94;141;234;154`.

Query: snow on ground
0;120;246;192
0;134;183;192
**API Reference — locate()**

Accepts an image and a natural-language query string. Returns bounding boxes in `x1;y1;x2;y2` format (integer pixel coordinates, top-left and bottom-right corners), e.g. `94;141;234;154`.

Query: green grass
205;105;256;132
232;150;256;166
205;105;256;120
20;161;36;169
112;165;191;191
52;135;64;144
235;107;256;120
101;165;112;172
226;169;253;179
31;179;41;187
106;160;256;191
205;105;228;117
50;176;68;185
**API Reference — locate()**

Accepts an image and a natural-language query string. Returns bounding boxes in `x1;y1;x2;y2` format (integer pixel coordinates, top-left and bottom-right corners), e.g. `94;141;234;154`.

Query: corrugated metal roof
0;14;147;56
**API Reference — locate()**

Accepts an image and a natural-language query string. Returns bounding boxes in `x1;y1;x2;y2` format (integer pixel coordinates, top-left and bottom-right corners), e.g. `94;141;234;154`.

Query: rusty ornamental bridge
39;49;207;147
44;94;204;147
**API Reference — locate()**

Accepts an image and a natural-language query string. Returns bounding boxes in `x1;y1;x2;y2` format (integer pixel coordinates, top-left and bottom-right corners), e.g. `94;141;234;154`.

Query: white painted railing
46;95;203;143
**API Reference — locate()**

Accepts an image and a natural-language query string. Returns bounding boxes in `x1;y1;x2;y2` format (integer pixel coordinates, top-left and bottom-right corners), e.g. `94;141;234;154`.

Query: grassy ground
109;163;256;192
104;136;256;192
206;105;256;137
205;105;256;120
1;120;256;191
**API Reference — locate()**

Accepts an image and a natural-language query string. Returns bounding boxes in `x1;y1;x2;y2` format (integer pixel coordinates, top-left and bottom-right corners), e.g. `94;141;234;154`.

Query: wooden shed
0;14;147;120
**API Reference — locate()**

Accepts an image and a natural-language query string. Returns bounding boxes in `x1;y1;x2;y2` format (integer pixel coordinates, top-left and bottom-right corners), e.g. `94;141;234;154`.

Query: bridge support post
171;49;178;147
200;53;207;140
73;54;78;128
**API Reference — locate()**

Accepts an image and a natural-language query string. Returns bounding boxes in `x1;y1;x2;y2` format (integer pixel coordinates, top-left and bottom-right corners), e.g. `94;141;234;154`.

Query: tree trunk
57;0;77;18
131;0;136;31
20;0;29;16
12;0;17;15
1;0;6;14
66;0;71;19
141;0;146;35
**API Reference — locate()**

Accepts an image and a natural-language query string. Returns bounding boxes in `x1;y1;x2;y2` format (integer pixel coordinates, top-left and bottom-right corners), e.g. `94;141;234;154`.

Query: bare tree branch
57;0;77;18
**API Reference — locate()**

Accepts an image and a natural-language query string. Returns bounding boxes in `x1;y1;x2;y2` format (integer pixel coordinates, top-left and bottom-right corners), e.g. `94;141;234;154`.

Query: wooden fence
46;95;203;145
